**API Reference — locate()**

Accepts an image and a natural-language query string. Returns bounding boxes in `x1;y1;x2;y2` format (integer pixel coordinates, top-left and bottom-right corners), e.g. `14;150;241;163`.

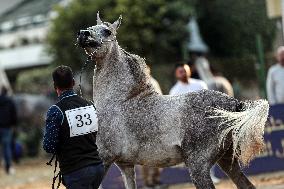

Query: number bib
65;105;98;137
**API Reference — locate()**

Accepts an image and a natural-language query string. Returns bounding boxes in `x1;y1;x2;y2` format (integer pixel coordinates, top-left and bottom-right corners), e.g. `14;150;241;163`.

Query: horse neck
93;43;156;107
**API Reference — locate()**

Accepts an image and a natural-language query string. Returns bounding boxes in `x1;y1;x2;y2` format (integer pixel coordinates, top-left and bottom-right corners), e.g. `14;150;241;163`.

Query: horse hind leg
184;154;216;189
116;163;137;189
217;146;256;189
190;163;216;189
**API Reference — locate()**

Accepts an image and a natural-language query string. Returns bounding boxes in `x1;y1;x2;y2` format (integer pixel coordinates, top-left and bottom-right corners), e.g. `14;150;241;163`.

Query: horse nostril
78;30;91;37
83;30;90;36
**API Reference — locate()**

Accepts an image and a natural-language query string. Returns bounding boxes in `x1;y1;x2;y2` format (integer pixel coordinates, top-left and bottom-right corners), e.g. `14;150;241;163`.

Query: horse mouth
78;38;102;49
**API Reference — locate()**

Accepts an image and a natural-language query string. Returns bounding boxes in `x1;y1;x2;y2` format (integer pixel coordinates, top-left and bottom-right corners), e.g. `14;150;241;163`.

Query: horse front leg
116;163;137;189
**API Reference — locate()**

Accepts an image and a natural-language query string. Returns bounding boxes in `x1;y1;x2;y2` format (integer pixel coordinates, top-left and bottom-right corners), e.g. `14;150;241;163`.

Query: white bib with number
65;105;98;137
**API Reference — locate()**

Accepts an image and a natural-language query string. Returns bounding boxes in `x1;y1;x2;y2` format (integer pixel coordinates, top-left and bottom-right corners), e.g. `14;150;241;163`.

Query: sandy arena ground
1;159;284;189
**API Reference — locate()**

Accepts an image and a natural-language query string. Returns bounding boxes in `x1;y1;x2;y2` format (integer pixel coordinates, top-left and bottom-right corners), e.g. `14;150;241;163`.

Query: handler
43;65;104;189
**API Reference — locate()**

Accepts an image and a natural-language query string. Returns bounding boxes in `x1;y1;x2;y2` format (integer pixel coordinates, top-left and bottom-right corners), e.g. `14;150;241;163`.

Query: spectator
208;65;234;97
169;63;208;95
266;46;284;105
189;58;234;97
147;65;162;94
0;87;17;174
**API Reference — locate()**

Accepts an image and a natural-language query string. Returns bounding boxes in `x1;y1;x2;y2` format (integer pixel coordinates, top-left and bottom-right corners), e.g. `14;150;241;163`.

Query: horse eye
101;29;112;37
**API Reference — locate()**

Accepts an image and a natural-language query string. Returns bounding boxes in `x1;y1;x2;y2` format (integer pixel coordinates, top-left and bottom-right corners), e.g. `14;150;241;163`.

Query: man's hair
186;60;194;67
52;65;74;89
175;63;189;70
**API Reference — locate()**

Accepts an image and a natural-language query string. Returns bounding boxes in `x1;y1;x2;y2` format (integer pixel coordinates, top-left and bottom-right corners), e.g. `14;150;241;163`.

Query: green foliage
15;67;53;94
209;56;257;81
18;126;42;157
47;0;193;70
196;0;276;57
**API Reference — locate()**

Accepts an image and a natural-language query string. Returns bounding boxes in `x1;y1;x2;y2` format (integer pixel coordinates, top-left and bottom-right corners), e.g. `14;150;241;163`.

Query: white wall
0;25;48;48
0;0;23;16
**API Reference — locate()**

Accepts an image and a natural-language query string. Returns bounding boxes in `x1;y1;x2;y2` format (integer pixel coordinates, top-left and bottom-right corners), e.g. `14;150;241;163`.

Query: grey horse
77;14;269;189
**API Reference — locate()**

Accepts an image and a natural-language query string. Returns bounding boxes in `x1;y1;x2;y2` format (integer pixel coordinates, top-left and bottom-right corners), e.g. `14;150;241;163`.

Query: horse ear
97;11;103;25
110;15;122;32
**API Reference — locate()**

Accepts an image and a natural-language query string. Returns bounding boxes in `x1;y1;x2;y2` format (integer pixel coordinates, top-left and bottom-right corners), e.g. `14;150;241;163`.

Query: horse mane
120;48;156;99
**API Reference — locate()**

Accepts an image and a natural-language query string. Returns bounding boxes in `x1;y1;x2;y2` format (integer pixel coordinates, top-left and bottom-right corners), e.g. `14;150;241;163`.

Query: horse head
77;12;122;60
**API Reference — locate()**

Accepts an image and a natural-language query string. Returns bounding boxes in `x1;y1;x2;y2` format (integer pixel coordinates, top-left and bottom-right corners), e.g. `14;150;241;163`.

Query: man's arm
43;105;64;154
266;68;276;105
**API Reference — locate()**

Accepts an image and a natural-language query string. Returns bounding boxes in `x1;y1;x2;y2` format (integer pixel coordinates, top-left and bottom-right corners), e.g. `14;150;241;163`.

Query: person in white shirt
169;63;208;95
266;46;284;105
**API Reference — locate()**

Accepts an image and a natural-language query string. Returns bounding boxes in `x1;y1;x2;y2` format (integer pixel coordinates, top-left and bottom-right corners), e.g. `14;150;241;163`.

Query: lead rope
47;154;62;189
79;55;93;98
79;35;116;98
79;47;99;101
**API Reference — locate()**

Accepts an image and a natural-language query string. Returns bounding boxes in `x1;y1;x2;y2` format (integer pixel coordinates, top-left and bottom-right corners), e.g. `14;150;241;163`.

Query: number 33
75;113;92;127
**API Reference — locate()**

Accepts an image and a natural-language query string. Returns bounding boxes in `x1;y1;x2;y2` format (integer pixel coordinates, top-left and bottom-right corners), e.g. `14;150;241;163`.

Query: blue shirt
43;90;77;154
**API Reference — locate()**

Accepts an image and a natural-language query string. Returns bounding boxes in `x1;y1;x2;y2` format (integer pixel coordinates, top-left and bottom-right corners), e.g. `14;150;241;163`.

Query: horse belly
136;144;183;167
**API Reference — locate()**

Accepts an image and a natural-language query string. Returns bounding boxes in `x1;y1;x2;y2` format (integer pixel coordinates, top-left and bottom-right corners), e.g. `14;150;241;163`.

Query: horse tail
211;99;269;165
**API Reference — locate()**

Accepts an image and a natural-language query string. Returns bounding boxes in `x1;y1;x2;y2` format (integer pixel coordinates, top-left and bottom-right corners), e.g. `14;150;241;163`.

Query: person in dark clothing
0;87;17;174
43;66;104;189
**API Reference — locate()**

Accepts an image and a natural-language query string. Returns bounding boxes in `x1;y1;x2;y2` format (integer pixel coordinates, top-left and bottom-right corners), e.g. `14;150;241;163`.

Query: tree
195;0;276;57
47;0;194;70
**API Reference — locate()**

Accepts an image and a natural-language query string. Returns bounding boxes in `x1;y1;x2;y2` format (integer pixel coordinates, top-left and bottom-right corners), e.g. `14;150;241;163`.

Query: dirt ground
168;173;284;189
1;159;284;189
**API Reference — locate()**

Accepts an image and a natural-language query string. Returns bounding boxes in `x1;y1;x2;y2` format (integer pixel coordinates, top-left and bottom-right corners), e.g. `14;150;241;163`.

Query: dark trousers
63;163;104;189
0;128;12;173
